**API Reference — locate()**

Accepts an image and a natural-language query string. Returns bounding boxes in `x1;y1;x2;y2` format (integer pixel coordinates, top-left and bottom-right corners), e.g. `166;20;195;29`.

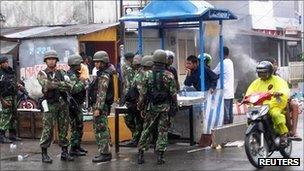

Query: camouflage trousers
125;105;143;142
0;96;17;132
69;105;84;148
93;106;111;154
40;101;69;148
138;110;170;152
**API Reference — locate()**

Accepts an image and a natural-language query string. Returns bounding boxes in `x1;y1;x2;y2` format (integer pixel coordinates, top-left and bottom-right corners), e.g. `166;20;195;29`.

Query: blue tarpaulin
120;0;237;22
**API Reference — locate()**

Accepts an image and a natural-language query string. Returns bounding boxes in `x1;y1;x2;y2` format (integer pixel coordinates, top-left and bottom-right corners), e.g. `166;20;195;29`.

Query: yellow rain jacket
246;75;290;135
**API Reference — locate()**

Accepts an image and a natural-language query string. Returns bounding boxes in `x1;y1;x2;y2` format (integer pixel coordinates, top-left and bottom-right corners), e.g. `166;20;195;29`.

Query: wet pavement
1;115;303;171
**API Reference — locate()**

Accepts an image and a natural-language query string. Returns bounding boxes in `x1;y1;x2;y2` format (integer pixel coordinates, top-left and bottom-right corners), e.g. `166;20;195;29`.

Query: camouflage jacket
137;67;177;112
125;65;138;93
134;68;149;91
67;69;86;105
93;71;110;112
67;69;85;95
37;68;72;102
121;61;131;78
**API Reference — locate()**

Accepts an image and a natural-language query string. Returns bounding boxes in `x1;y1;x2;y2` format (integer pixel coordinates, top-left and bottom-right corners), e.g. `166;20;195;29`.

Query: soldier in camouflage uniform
124;55;142;146
121;52;135;104
37;50;74;163
137;49;177;165
66;54;87;156
91;51;113;163
0;56;22;143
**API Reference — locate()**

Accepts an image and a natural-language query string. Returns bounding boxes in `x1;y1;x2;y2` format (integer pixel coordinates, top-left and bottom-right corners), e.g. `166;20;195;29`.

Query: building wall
0;0;143;27
1;1;88;27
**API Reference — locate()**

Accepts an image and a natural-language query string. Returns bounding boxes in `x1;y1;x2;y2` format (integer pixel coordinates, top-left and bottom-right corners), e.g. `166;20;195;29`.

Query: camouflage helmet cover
141;55;154;67
68;54;83;66
153;49;167;64
93;51;109;63
44;50;59;62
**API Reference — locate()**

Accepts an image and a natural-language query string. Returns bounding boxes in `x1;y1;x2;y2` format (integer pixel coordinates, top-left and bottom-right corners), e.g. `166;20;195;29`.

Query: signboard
285;27;299;36
208;10;231;20
19;36;78;78
123;5;143;30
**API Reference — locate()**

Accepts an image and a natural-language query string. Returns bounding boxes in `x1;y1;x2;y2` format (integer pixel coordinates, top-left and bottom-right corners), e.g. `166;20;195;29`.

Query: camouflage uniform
0;66;18;142
90;51;114;159
124;64;136;93
137;69;177;152
125;67;146;143
137;50;177;165
37;68;72;148
67;69;85;149
124;67;139;140
38;50;74;163
93;70;111;155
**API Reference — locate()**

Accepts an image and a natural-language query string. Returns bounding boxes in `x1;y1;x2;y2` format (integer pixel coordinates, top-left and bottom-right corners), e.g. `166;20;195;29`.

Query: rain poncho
246;75;290;135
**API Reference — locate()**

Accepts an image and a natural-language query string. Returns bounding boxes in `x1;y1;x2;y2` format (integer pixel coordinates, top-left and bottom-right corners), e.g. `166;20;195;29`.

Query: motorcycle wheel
279;139;292;158
245;131;269;169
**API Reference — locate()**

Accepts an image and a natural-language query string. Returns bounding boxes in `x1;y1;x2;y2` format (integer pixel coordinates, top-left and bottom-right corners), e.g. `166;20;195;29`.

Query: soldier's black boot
61;147;74;161
137;150;145;164
0;130;12;143
78;146;88;153
41;148;52;163
92;153;112;163
69;146;86;156
157;151;165;165
8;129;22;141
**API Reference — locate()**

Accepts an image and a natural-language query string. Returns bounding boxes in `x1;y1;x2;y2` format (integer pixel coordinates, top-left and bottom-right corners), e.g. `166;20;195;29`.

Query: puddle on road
1;154;29;162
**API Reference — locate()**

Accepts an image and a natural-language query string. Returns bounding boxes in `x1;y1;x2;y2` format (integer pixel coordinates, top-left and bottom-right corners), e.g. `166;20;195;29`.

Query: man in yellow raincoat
246;61;290;145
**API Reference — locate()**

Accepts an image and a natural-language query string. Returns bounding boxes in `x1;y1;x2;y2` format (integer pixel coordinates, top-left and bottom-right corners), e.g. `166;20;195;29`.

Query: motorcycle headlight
246;105;269;120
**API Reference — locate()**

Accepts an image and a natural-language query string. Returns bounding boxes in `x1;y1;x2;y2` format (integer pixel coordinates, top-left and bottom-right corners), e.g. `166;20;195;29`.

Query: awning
120;0;237;22
237;29;301;41
0;40;19;54
1;23;119;39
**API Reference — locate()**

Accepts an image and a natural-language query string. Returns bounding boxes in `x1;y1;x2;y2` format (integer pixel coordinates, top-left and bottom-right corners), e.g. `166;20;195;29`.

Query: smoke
202;24;259;99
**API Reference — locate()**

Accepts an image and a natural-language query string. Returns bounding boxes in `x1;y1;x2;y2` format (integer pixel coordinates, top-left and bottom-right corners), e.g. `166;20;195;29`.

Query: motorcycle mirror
268;84;273;90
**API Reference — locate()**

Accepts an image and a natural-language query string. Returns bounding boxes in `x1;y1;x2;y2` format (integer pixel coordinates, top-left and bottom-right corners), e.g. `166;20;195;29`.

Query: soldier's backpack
89;69;114;106
148;67;169;105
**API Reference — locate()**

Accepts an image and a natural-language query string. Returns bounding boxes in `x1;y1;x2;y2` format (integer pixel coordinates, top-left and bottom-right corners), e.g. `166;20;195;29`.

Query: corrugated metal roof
4;27;60;39
0;26;35;36
1;23;119;39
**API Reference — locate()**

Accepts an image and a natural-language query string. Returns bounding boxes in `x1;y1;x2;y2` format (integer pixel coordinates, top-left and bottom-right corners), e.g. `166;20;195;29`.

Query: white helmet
165;50;175;58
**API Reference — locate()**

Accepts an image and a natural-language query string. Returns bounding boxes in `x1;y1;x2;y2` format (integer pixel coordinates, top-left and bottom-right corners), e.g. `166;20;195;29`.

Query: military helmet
68;54;83;66
93;51;109;63
153;49;167;64
44;50;59;62
141;55;154;67
132;55;142;65
0;56;8;64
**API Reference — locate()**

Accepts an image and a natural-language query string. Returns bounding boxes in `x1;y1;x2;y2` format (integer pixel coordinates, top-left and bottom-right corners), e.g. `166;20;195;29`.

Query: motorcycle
243;91;294;168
